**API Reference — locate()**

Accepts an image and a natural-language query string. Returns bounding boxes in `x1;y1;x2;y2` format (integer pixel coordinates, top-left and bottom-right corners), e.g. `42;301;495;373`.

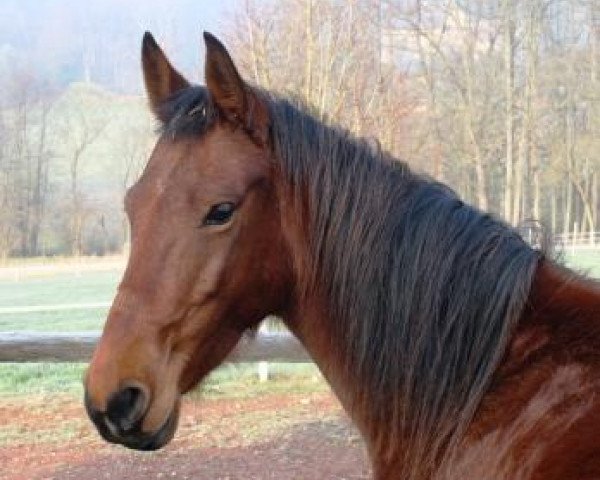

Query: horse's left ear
203;32;269;145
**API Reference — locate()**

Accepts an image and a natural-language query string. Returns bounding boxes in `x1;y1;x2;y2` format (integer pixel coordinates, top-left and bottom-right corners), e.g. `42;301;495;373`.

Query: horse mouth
119;408;179;451
86;393;180;451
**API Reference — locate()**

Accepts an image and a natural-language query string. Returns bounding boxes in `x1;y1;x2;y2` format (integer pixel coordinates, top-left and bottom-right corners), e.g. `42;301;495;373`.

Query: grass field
0;269;120;331
563;250;600;278
0;361;323;397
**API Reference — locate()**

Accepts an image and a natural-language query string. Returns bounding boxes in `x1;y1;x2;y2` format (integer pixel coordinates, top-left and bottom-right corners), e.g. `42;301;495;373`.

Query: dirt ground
0;390;371;480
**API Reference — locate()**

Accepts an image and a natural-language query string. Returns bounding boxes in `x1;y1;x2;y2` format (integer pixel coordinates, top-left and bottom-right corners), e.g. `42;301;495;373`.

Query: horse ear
203;31;269;145
141;32;190;122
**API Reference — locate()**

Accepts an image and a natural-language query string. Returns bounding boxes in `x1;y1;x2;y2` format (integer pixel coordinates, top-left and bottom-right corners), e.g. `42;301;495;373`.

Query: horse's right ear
203;32;270;146
141;32;190;122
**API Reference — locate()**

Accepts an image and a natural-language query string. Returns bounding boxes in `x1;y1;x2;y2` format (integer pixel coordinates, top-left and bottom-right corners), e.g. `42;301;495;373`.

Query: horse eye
202;202;236;226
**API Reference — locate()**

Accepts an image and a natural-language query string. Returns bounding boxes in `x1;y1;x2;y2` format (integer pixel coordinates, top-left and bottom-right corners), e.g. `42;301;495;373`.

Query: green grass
0;270;120;306
563;250;600;278
0;363;87;395
0;362;324;398
198;363;325;399
0;269;120;331
0;309;108;332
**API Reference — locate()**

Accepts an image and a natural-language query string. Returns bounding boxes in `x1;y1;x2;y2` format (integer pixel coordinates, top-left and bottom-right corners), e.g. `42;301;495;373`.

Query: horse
84;31;600;480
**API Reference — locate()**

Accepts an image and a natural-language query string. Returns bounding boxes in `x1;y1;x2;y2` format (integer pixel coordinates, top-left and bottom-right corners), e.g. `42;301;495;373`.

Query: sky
0;0;240;93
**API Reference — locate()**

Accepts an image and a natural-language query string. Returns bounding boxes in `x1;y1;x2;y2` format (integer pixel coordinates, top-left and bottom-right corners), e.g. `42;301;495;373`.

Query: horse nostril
105;385;148;434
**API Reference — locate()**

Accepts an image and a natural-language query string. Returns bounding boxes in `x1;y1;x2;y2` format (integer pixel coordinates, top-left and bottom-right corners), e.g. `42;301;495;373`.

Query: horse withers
84;32;600;480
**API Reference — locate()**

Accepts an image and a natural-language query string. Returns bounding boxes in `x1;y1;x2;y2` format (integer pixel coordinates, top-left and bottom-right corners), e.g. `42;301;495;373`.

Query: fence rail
0;303;111;314
553;231;600;248
0;332;311;363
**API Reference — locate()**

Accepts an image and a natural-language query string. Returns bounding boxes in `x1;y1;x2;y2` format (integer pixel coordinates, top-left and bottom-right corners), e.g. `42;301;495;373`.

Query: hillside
1;82;156;256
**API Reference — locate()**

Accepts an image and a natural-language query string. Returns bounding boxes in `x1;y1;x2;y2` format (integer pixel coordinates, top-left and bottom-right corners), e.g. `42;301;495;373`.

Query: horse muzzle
84;385;179;451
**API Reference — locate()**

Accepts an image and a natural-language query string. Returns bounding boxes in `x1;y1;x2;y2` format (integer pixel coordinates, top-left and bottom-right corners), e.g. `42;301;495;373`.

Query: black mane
160;85;541;477
159;86;216;138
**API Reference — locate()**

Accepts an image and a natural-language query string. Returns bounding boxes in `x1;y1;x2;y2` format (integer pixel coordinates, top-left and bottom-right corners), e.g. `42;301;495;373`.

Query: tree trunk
551;187;557;234
512;126;525;225
304;0;313;104
503;0;515;222
593;172;598;236
564;180;572;237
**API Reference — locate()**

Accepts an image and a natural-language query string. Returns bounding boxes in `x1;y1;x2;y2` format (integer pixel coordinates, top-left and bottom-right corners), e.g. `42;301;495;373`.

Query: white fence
517;223;600;252
553;231;600;250
0;302;111;314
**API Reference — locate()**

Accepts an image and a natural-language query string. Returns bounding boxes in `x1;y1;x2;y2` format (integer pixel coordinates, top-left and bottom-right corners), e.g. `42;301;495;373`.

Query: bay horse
84;32;600;480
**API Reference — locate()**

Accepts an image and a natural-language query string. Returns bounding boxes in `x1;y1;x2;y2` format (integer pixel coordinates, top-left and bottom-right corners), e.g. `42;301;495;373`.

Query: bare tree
503;0;516;222
229;0;415;167
0;67;56;257
58;105;108;256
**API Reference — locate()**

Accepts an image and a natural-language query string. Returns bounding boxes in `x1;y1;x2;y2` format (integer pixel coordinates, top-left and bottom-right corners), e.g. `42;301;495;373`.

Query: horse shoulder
529;396;600;480
438;364;599;480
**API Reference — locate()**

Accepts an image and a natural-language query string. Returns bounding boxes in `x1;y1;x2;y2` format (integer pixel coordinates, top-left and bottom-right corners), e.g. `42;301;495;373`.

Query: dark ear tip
142;31;158;50
203;31;225;51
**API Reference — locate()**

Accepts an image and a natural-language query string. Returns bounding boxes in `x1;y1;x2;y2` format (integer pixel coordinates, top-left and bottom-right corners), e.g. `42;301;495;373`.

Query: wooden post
258;361;270;382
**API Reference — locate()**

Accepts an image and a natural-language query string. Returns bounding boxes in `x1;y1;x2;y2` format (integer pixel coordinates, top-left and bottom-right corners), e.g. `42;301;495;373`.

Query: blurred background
0;0;598;259
0;1;598;479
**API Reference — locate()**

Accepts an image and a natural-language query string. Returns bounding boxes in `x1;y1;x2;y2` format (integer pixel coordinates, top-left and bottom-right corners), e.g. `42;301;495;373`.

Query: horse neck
282;267;437;479
275;186;374;438
282;288;376;435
